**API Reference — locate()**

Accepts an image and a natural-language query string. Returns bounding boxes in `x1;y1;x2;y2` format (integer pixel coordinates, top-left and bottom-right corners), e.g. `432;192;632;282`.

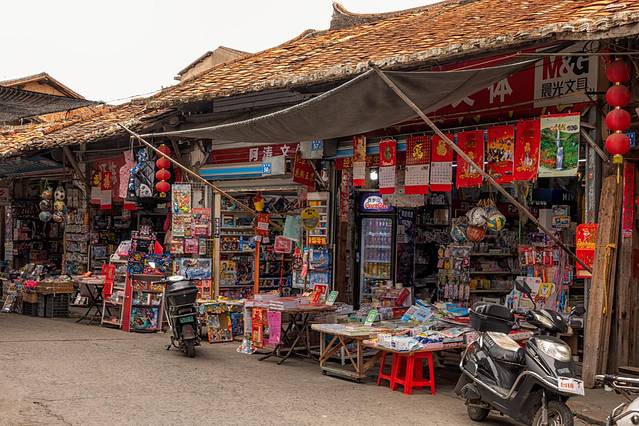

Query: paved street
0;314;590;426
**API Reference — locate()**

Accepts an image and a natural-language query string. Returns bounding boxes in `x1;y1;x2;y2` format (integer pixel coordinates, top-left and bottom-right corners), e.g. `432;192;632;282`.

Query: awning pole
118;123;283;231
372;67;592;273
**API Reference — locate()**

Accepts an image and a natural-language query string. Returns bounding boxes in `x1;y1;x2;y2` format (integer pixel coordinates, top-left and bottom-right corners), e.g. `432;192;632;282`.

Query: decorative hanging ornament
155;169;171;181
155;180;170;194
466;225;487;242
154;144;172;197
605;84;631;107
156;157;170;170
54;186;66;201
39;211;52;222
606;59;632;83
604;58;633;183
605;108;632;132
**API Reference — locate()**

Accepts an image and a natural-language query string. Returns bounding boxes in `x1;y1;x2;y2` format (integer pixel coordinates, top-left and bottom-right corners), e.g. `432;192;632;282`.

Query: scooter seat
484;332;525;364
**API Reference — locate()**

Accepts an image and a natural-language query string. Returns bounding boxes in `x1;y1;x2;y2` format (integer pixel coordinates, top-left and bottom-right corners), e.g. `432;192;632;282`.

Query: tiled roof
1;72;85;99
151;0;639;107
2;0;639;159
0;103;167;158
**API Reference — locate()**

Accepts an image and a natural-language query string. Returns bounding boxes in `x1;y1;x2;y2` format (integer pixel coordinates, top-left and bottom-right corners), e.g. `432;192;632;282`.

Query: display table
74;277;107;325
258;304;336;365
312;323;389;382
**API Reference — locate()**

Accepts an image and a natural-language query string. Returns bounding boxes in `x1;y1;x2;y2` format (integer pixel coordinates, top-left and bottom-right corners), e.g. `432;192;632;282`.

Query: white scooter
596;374;639;425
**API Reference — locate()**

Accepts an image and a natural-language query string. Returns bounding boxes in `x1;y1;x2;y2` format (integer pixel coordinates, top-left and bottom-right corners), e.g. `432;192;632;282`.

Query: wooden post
582;175;623;387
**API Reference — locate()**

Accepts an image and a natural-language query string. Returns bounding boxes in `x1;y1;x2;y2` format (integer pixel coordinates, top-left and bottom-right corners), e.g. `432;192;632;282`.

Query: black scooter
164;276;200;358
456;280;582;425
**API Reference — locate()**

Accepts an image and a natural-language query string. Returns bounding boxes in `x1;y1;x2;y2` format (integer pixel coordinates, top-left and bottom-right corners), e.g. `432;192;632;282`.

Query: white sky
1;1;434;103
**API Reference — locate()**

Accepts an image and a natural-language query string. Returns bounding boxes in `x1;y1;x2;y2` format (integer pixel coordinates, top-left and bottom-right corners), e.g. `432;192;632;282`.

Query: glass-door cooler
359;217;393;304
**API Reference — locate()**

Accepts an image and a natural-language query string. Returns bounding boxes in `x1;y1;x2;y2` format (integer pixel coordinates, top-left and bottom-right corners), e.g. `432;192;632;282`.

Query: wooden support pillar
583;175;623;387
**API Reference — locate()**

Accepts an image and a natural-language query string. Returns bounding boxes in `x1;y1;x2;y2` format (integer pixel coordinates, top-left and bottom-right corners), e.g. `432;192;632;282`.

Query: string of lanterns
604;58;633;183
155;144;172;196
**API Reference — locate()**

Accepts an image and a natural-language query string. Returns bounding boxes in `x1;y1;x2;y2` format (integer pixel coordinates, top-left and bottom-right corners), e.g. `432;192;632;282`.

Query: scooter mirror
515;280;532;296
167;275;186;282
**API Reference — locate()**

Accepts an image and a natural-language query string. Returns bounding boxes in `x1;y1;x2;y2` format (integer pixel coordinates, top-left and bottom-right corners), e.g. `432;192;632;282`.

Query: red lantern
158;144;171;155
155;169;171;181
605;132;631;156
605;85;631;107
155;180;170;194
606;59;632;83
156;157;170;169
606;108;632;132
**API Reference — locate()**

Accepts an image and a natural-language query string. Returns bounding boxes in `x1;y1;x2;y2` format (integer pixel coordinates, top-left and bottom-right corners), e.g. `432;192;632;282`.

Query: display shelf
366;245;392;249
220;284;254;288
470;252;517;257
470;271;517;275
364;260;392;264
470;289;513;293
220;250;255;254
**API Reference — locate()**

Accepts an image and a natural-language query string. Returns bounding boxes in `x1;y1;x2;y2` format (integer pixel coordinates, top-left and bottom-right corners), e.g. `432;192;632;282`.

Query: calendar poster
352;135;367;187
378;139;397;195
514;119;541;181
430;133;454;192
405;135;431;194
456;130;484;189
486;125;515;183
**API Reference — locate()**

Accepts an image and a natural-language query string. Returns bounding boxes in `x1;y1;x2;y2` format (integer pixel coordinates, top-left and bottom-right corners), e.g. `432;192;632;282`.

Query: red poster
274;236;293;253
513;119;541;181
378;139;397;195
456;130;484;189
405;135;431;194
429;134;454;192
352;135;366;187
622;162;635;239
576;223;597;278
486;126;515;183
293;156;316;190
255;213;270;237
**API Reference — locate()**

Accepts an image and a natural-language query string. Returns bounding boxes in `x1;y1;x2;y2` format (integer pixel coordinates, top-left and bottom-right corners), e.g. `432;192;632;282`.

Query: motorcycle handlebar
596;374;639;391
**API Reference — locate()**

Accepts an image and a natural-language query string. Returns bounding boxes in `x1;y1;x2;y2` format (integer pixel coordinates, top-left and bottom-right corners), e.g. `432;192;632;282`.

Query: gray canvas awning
0;86;97;122
143;60;535;143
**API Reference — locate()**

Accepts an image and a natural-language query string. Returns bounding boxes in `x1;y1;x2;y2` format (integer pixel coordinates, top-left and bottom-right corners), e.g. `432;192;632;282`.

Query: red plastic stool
376;351;395;386
390;351;436;395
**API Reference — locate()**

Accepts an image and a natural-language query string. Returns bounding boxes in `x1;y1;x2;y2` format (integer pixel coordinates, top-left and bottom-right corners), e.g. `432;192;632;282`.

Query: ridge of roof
176;46;251;78
0;72;85;100
150;0;639;109
329;0;451;30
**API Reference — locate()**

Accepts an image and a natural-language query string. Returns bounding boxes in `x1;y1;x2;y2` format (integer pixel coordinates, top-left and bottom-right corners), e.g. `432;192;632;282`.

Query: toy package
172;184;192;215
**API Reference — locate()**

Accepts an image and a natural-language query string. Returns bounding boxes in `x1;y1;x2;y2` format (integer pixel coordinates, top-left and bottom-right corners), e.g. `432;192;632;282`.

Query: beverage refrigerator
355;193;396;306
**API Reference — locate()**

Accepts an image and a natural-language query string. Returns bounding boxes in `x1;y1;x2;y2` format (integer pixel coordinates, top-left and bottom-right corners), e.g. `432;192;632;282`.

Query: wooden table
312;323;389;382
74;278;108;325
258;304;336;365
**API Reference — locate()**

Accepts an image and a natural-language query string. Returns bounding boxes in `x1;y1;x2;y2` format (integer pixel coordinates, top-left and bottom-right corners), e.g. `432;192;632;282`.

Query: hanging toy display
38;182;54;222
253;193;265;212
154;144;172;197
478;197;506;232
466;225;487;242
450;217;468;243
466;206;487;227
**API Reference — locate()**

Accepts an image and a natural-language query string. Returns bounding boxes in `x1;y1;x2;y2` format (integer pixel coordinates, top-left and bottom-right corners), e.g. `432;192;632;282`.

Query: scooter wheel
184;340;196;358
467;405;490;422
532;401;573;426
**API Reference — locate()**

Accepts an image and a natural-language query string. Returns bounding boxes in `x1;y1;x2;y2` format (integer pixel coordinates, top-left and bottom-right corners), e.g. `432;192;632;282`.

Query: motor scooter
456;280;583;425
595;374;639;425
164;275;200;357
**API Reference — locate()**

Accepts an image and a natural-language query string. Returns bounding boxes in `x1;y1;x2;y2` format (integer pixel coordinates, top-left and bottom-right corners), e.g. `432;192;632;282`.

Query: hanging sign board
429;134;454;192
274;236;293;254
575;223;597;278
486;125;515;184
514;119;541;181
360;194;393;212
301;207;320;230
293;156;316;190
456;130;485;189
352;135;367;187
539;113;580;178
378;139;397;195
405;136;431;194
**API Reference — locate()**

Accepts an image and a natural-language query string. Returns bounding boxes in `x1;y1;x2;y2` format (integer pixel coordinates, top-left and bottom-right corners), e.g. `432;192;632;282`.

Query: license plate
179;316;195;324
558;377;585;395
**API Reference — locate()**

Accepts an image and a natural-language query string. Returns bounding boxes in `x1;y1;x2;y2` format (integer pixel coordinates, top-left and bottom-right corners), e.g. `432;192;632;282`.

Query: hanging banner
292;155;316;190
514;119;541;181
405;135;431;194
539;113;580;178
575;223;597;278
352;135;367;187
456;130;485;189
430;134;454;192
339;168;351;223
486;126;515;183
378;139;397;195
256;213;270;237
622;162;635;239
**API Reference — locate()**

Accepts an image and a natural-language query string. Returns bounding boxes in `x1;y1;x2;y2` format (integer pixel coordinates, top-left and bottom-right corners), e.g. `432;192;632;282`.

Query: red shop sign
209;143;299;165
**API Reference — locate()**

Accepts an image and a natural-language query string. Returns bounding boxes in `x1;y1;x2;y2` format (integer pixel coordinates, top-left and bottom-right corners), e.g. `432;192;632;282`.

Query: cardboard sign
273;236;293;254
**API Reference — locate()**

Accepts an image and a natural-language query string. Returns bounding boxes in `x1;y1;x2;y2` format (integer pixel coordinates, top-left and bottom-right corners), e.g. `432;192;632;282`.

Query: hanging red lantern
605;84;631;107
155;180;170;194
157;144;171;156
155;168;171;181
156;157;170;169
605;132;631;156
606;107;632;132
606;59;632;83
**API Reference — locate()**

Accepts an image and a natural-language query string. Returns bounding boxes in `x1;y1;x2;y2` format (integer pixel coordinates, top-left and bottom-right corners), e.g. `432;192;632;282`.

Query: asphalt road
0;314;587;426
